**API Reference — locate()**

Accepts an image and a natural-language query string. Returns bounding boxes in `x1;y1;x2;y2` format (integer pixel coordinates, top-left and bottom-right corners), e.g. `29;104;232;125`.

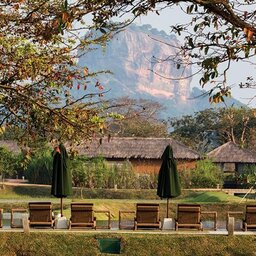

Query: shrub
71;157;158;190
0;147;21;180
178;169;192;189
25;152;158;190
25;150;53;184
236;164;256;187
190;159;223;188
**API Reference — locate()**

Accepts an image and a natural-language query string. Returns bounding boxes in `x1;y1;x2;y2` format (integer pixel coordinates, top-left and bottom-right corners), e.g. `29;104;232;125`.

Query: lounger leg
244;223;247;232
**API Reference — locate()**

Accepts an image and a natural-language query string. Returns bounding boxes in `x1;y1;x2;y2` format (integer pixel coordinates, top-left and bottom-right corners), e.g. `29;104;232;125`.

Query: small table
119;210;135;229
94;210;111;229
202;211;218;230
11;208;27;228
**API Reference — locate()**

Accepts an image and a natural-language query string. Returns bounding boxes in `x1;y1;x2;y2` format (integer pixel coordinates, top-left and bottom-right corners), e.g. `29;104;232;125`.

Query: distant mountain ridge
75;24;244;118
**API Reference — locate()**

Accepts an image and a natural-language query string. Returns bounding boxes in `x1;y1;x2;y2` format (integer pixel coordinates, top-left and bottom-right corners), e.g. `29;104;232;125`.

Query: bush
25;152;158;190
70;157;158;190
178;169;192;189
0;147;21;179
236;164;256;187
25;149;53;184
190;159;223;188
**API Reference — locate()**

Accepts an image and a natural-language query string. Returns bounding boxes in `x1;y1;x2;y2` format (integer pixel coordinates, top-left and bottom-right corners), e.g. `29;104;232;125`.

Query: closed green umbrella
51;143;72;216
157;145;181;218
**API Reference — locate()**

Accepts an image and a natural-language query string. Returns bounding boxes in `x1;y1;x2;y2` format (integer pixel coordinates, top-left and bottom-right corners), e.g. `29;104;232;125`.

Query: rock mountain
76;24;243;118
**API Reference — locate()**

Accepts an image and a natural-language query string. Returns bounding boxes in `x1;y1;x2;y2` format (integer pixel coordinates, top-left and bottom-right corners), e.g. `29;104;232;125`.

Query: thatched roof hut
207;141;256;174
72;137;200;160
70;137;200;174
207;141;256;163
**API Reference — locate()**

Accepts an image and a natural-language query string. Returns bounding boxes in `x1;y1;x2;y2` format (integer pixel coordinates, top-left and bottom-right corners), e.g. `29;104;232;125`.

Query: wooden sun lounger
134;203;161;230
175;204;203;231
243;205;256;231
69;203;96;229
28;202;54;228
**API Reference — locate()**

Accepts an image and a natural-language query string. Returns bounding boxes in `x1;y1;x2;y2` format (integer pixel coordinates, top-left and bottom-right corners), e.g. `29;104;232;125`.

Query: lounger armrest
119;210;135;229
227;211;244;217
0;209;3;228
201;211;217;230
94;210;111;229
11;208;27;228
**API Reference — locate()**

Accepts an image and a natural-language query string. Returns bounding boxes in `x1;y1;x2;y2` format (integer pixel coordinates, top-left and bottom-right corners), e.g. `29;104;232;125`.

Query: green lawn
0;184;254;220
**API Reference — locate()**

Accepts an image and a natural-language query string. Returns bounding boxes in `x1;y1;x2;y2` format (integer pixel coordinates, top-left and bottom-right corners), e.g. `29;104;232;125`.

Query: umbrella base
162;218;174;230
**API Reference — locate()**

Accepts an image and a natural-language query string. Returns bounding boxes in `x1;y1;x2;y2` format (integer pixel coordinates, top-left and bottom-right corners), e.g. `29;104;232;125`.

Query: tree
170;107;256;152
81;0;256;101
106;97;168;137
4;0;256;148
0;0;118;148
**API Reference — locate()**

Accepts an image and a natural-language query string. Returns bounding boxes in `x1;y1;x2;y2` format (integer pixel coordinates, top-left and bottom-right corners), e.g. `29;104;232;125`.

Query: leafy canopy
4;0;256;148
0;0;118;147
170;107;256;152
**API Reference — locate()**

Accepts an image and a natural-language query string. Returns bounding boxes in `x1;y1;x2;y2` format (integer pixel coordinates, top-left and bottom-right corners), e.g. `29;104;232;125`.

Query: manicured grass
180;191;242;203
0;184;254;219
0;232;256;256
0;184;249;202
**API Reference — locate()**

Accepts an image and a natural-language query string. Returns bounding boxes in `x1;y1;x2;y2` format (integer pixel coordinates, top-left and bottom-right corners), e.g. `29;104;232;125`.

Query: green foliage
0;147;21;179
178;169;192;189
236;164;256;187
0;1;118;145
110;161;139;189
170;107;256;152
190;159;223;188
70;157;157;190
70;156;110;189
25;150;53;184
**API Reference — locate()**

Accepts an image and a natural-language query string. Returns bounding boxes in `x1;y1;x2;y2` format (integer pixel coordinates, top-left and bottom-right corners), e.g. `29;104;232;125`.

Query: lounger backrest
245;205;256;225
177;204;201;224
71;203;94;223
29;202;52;222
136;204;159;224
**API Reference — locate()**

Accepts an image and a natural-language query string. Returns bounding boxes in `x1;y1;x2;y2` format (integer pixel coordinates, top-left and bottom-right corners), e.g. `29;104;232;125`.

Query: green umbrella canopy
51;143;72;215
157;145;181;217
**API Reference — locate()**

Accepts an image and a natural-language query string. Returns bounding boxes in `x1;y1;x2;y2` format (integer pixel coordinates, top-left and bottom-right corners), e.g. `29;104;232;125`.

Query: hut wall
107;159;197;174
178;161;197;171
129;159;162;174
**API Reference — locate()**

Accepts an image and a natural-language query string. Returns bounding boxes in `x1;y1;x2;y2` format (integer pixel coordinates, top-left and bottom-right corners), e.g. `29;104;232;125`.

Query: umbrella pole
61;197;63;217
167;198;169;218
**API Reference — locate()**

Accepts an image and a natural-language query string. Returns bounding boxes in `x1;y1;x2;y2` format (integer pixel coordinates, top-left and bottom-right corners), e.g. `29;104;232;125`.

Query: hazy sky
131;6;256;107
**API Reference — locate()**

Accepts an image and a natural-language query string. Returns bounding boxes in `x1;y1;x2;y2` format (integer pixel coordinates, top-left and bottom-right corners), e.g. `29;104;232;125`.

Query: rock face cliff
76;24;243;118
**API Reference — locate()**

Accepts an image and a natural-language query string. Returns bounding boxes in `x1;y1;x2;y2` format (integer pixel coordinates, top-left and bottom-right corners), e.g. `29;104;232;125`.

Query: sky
130;5;256;107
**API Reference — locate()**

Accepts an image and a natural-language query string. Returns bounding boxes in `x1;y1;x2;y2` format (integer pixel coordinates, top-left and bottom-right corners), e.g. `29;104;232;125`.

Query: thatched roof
0;140;20;154
71;137;200;160
207;141;256;163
